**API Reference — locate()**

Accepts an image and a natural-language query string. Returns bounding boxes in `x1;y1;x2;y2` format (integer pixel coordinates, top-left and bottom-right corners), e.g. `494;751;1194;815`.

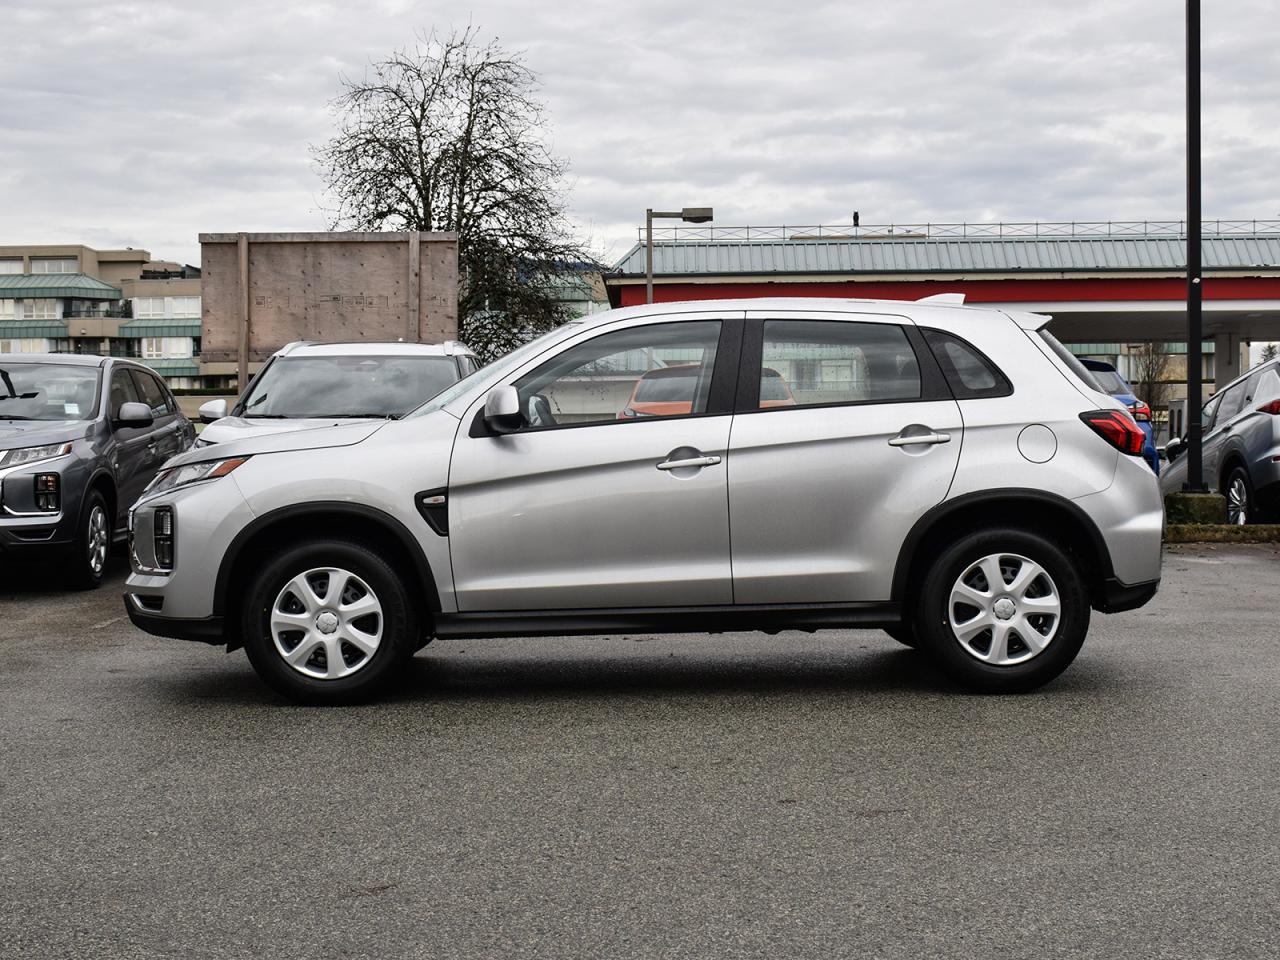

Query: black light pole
1185;0;1205;491
645;207;714;304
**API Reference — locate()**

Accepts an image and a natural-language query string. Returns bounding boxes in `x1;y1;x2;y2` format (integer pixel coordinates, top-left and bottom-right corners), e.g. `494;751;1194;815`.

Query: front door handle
657;455;721;471
888;432;951;447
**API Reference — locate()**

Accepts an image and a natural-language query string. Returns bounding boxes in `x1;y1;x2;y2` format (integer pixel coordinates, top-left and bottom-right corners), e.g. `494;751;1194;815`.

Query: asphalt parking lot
2;544;1278;960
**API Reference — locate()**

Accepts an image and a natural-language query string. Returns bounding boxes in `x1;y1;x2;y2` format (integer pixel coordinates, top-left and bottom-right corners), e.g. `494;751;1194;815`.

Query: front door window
512;320;721;429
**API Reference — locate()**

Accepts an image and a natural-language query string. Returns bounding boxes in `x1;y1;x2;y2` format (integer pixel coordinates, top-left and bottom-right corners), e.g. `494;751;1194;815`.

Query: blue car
1081;358;1159;474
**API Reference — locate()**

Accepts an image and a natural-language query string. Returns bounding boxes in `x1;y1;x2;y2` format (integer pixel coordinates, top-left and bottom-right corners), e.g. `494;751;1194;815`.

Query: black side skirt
433;602;902;640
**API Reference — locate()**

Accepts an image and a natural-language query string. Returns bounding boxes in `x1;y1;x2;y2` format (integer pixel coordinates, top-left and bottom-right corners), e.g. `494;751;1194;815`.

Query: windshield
239;355;460;419
0;362;100;421
410;324;581;418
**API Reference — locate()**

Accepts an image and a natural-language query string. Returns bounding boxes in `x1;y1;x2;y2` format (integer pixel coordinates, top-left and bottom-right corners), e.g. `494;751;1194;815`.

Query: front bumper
123;476;256;623
0;515;76;558
1097;576;1160;614
124;594;225;645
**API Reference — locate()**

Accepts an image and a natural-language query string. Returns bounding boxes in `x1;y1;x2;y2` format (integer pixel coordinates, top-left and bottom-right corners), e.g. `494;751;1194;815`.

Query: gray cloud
1;0;1275;267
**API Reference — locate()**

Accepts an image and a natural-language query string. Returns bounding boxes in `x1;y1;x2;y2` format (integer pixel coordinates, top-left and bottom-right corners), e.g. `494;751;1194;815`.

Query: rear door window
755;320;921;409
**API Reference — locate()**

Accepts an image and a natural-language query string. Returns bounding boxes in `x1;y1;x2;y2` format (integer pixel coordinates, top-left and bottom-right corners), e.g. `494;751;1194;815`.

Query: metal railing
637;219;1280;243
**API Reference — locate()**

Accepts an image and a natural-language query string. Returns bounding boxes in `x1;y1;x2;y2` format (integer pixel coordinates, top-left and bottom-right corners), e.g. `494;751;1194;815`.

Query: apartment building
0;244;204;387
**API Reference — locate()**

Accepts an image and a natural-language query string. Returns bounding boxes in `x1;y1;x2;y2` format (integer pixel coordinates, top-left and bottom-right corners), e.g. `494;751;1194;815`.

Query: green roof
117;318;202;338
0;319;69;338
0;273;122;300
138;358;199;377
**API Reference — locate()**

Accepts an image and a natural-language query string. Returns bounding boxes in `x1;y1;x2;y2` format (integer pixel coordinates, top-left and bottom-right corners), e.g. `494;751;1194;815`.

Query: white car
196;340;479;446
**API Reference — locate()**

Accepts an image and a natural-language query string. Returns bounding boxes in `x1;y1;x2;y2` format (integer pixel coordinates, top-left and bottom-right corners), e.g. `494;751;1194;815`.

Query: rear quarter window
923;329;1012;400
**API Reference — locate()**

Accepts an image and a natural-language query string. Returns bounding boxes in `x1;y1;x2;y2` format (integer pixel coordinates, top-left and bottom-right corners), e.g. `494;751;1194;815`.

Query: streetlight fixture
646;206;713;304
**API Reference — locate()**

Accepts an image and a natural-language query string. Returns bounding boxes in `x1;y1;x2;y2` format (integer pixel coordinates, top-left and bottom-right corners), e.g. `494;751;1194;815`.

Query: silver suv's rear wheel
242;540;417;704
947;553;1061;665
915;528;1089;692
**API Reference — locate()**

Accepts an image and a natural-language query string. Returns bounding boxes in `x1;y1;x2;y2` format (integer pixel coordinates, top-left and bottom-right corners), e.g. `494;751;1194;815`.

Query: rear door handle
888;432;951;447
657;455;721;471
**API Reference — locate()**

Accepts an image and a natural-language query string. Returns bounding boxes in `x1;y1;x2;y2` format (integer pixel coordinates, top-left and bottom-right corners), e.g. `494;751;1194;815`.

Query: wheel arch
84;469;117;527
213;502;441;649
891;489;1116;613
1218;450;1249;492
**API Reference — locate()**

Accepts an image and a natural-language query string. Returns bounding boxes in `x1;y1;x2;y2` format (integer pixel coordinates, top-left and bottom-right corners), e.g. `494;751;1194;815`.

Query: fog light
153;506;175;571
34;473;60;512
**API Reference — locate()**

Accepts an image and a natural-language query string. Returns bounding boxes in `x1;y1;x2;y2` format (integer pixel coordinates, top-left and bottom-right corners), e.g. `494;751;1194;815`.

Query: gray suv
124;298;1163;703
1161;358;1280;523
1;354;195;587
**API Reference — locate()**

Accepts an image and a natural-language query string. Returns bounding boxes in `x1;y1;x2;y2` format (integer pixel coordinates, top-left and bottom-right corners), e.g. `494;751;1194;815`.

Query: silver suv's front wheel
915;528;1089;693
242;540;418;704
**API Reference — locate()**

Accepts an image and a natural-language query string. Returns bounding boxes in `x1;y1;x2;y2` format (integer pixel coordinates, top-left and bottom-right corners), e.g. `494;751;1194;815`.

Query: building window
142;337;193;360
22;299;59;320
0;259;22;275
29;258;78;274
170;296;201;318
133;297;166;319
0;299;14;320
0;338;51;353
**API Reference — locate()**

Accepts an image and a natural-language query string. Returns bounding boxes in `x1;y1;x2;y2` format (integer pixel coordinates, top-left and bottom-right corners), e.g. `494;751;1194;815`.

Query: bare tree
1128;341;1172;413
313;28;596;358
1263;342;1278;363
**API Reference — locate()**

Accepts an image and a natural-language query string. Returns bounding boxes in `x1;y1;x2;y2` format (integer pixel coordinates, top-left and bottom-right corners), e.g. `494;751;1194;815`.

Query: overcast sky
2;0;1276;268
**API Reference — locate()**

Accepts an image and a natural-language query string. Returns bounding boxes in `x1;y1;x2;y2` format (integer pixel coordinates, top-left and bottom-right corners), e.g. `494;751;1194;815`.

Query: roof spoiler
916;293;965;305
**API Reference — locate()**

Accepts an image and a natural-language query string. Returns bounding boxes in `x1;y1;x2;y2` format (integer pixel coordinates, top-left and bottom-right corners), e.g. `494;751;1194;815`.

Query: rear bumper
1096;577;1160;614
124;595;225;645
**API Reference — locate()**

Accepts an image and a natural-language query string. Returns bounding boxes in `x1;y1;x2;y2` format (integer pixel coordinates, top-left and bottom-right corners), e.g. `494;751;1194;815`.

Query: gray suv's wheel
1225;466;1253;525
914;528;1089;693
241;539;418;704
67;490;110;590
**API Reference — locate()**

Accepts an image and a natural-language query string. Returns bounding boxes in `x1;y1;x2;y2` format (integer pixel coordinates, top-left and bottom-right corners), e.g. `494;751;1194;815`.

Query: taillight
1258;400;1280;415
1129;400;1152;422
1080;410;1147;456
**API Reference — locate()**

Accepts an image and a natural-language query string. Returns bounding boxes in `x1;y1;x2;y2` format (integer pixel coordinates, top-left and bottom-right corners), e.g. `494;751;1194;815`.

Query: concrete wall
198;232;459;375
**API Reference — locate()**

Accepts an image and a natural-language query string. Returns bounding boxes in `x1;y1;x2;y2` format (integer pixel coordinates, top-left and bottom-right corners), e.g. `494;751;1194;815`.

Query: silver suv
124;298;1163;704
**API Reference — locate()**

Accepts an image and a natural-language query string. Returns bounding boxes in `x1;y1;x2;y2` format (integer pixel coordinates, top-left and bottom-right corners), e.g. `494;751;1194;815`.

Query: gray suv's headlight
0;442;72;468
146;456;249;495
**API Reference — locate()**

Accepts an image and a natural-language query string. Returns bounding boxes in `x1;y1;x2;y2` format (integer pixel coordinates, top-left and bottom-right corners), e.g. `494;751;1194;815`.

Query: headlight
0;442;73;468
145;457;249;495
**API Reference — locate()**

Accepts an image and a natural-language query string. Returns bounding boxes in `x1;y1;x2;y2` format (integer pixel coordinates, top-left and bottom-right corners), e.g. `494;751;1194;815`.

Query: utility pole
1184;0;1205;491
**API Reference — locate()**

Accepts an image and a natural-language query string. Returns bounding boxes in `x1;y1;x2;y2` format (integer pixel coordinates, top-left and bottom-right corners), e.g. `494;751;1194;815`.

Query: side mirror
1164;438;1183;462
198;398;228;424
483;385;523;435
117;401;154;428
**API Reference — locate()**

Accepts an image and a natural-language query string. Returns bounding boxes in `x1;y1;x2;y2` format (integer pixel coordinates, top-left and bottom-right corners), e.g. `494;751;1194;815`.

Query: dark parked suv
0;354;195;586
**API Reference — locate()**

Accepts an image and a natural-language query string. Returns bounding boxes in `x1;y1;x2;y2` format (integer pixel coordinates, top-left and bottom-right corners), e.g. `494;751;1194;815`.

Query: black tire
66;489;110;590
240;539;418;705
914;528;1090;693
1224;465;1255;525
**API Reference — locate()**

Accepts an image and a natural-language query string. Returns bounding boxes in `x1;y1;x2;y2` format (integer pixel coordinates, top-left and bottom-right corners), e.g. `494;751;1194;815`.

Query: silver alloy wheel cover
87;504;108;576
270;566;384;680
947;552;1061;666
1228;476;1249;525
